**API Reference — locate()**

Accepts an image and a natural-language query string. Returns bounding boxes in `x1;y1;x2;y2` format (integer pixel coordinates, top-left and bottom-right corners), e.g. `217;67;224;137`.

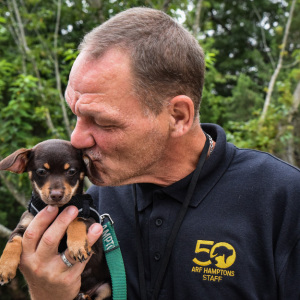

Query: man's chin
89;175;131;187
89;175;105;186
87;169;138;187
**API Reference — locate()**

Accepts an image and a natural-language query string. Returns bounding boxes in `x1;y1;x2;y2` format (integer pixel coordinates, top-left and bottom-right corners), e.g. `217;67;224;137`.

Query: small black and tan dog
0;139;111;300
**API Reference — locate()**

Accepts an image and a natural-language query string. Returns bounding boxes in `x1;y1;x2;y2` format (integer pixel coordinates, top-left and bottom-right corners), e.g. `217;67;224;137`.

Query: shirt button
155;218;163;227
154;252;161;261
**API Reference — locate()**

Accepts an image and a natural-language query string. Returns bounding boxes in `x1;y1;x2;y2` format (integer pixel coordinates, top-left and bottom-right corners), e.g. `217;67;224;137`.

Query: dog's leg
94;283;112;300
0;236;22;284
67;217;92;262
0;212;34;285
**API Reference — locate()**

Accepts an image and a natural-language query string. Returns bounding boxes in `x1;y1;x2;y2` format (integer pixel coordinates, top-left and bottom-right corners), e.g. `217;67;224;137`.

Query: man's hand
19;205;103;300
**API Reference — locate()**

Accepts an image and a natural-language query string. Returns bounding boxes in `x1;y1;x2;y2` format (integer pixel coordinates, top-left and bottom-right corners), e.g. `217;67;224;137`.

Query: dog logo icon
210;242;236;268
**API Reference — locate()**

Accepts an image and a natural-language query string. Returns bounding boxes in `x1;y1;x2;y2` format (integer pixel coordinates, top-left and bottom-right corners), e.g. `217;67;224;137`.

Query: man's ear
168;95;195;138
0;148;32;173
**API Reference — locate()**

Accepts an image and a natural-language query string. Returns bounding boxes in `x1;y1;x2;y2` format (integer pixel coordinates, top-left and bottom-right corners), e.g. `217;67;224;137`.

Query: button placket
149;192;170;281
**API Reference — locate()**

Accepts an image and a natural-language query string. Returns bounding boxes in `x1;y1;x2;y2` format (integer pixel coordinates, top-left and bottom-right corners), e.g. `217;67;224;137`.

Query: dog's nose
50;189;64;201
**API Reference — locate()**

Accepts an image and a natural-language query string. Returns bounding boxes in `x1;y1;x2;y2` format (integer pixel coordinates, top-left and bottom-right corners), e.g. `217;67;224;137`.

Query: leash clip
100;213;114;225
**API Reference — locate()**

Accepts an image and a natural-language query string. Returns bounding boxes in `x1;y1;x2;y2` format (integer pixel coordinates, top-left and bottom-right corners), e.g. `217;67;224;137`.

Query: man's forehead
68;61;104;94
66;84;105;98
65;84;105;110
72;49;131;76
67;50;131;94
64;49;140;115
65;54;107;106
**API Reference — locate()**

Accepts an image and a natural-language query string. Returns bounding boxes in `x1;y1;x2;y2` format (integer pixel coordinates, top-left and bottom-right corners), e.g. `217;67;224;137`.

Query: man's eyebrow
65;85;108;115
64;85;77;108
64;88;69;104
65;94;71;109
66;86;106;101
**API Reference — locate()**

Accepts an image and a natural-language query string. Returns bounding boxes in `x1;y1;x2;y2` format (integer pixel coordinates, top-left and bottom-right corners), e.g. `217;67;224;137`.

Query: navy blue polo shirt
88;123;300;299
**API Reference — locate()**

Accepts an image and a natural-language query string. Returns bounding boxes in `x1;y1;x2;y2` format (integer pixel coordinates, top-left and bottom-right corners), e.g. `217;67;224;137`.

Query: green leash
100;214;127;300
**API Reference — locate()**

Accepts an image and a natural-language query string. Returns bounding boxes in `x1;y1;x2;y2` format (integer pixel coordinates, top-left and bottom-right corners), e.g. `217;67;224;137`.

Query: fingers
61;222;103;269
36;206;79;258
22;205;59;254
23;204;103;273
19;207;103;300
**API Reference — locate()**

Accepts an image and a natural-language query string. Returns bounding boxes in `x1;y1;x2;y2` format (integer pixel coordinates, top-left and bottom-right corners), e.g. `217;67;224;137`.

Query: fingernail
66;206;78;216
47;205;57;213
91;224;102;235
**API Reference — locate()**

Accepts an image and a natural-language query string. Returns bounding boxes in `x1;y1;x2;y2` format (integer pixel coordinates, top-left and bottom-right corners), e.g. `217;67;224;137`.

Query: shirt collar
136;123;235;211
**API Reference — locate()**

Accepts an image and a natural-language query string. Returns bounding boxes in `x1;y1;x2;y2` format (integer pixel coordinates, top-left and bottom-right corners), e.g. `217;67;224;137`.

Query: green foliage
227;74;265;121
0;74;41;155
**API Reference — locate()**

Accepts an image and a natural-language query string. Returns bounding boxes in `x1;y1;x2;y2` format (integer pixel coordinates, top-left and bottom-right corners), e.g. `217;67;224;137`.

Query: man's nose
71;118;95;149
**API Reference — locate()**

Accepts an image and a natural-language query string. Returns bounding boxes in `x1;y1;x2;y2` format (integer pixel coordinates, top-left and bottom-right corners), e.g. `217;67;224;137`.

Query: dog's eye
36;168;47;176
66;168;77;176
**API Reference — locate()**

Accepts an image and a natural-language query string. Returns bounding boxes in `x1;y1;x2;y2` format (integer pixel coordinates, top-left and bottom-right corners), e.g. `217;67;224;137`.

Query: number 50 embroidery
193;240;236;269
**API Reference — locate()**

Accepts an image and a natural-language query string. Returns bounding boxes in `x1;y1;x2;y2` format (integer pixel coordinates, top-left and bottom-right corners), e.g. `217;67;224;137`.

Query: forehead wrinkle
65;84;81;113
67;82;106;115
75;96;120;121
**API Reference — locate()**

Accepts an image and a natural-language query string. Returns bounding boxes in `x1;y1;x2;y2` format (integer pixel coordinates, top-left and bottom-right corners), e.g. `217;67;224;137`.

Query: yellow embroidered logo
191;240;236;282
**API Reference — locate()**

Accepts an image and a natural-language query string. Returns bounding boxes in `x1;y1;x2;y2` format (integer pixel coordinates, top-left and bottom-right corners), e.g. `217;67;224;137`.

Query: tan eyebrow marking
44;163;50;169
64;163;70;170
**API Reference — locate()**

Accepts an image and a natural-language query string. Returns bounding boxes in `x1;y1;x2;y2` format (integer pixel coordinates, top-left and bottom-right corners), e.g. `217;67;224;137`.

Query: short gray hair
79;7;205;115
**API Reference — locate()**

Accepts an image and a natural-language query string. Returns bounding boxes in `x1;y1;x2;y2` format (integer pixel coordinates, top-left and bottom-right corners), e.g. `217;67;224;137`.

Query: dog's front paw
0;262;17;285
67;218;93;262
0;236;22;285
68;239;92;262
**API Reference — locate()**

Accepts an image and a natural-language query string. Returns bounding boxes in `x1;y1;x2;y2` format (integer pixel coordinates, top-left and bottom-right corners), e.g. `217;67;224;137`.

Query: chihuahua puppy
0;139;111;300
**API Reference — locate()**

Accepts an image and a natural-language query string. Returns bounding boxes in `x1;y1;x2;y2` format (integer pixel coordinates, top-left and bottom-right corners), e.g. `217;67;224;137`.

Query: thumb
87;223;103;246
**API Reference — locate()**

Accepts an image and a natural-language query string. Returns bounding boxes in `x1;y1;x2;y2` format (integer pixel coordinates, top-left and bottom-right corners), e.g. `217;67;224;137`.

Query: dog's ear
0;148;32;173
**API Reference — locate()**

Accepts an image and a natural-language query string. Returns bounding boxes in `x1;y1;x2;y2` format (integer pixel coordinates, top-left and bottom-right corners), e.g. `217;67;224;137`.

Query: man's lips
83;155;90;167
83;155;104;185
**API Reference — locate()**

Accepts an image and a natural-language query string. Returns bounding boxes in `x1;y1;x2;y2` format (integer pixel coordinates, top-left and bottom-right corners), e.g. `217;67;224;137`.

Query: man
19;7;300;300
